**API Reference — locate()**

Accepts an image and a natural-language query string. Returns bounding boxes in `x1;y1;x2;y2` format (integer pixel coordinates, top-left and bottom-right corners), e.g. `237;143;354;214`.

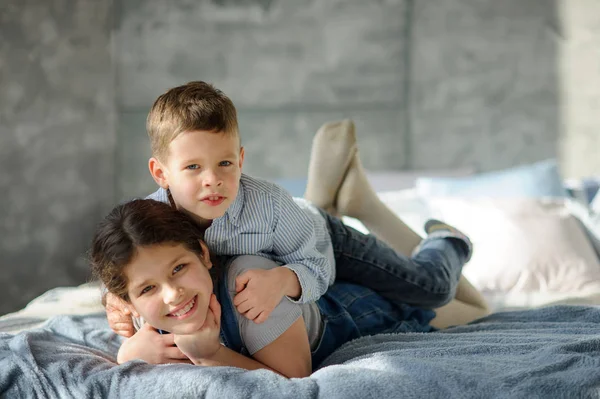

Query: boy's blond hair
147;81;239;161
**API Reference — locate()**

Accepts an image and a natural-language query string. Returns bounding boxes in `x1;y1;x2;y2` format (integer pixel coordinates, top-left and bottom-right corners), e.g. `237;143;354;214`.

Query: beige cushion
426;198;600;295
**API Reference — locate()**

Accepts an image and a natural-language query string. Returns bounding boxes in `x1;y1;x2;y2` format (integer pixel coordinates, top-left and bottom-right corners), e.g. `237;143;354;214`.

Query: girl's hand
173;294;222;362
106;292;138;338
117;323;192;364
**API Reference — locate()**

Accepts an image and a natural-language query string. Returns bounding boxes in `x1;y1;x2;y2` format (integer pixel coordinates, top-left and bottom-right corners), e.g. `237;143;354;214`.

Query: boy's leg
333;152;490;321
303;119;490;322
324;212;471;309
335;154;422;256
303;119;420;255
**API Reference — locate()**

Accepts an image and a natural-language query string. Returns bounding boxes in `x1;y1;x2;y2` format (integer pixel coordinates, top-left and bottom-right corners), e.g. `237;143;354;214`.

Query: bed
2;159;600;398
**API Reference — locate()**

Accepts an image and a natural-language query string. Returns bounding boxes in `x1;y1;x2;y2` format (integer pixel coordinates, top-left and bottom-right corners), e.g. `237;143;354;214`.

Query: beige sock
304;120;357;214
335;153;422;256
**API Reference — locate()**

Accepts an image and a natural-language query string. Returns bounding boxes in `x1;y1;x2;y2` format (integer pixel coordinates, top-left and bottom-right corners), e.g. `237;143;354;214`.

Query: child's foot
304;120;357;215
335;152;372;219
421;219;473;262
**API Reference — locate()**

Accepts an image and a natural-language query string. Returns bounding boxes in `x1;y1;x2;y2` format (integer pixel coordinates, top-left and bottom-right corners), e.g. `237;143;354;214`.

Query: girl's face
124;241;214;335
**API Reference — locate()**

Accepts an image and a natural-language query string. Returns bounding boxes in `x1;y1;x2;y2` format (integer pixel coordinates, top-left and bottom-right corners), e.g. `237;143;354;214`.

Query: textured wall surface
409;0;561;172
556;0;600;178
0;0;116;315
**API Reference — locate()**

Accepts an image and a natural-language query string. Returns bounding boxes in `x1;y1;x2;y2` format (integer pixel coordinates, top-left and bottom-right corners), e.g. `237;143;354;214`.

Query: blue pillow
416;159;568;198
273;178;307;198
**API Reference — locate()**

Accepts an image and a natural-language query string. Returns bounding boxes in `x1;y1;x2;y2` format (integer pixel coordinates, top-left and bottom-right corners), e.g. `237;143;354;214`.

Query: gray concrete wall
408;0;600;177
0;0;116;315
1;0;599;315
556;0;600;178
409;0;561;171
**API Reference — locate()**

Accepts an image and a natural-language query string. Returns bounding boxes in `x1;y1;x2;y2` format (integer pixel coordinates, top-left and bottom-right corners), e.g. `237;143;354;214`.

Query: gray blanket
1;305;600;398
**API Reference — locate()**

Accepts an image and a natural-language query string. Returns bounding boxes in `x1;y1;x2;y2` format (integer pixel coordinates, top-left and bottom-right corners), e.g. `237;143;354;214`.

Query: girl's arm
175;294;312;378
193;317;312;378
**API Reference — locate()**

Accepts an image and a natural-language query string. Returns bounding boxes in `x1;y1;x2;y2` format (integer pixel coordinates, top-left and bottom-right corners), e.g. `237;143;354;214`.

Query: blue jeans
321;210;467;309
310;282;435;368
216;259;435;370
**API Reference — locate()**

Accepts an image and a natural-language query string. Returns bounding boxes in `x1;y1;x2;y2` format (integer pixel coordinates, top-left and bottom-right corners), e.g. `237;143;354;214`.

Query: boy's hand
105;292;138;338
117;323;192;364
234;267;298;324
174;294;222;362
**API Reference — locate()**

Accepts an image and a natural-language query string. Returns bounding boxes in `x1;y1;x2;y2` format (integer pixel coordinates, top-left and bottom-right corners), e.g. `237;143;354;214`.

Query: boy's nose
202;170;223;187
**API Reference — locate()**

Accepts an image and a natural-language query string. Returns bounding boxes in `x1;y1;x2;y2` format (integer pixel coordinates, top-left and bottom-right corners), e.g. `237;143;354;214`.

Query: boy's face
125;242;214;335
151;130;244;224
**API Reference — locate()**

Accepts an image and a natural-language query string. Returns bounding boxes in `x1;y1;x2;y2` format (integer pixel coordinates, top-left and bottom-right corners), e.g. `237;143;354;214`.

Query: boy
106;81;472;339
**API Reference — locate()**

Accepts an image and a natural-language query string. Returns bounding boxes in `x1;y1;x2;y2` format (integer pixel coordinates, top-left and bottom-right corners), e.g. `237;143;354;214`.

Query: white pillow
426;198;600;295
565;199;600;260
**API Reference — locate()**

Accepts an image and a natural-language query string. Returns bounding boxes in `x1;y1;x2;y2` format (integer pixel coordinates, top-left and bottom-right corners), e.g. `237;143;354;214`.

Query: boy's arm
271;187;333;304
233;186;332;323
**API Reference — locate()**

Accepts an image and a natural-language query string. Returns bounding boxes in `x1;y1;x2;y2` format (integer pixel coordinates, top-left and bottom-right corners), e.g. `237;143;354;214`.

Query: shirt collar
223;174;245;227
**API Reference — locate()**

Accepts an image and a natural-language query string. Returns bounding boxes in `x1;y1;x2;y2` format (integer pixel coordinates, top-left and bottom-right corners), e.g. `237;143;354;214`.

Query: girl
90;198;473;378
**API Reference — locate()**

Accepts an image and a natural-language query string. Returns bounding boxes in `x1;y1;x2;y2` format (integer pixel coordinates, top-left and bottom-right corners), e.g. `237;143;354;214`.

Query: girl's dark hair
90;199;207;302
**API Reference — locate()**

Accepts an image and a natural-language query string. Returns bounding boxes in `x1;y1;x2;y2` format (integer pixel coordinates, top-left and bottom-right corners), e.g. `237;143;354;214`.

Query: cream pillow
426;198;600;295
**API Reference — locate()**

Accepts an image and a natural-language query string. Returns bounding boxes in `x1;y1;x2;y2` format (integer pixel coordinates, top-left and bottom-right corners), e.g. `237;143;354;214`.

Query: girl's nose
164;285;183;304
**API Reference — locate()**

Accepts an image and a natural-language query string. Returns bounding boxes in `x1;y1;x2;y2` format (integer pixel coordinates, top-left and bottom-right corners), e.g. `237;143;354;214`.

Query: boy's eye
140;285;154;295
173;264;186;274
219;161;232;167
186;164;200;170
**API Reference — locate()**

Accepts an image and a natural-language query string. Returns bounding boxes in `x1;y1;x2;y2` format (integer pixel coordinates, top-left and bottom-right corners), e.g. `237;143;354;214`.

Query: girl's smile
167;295;198;319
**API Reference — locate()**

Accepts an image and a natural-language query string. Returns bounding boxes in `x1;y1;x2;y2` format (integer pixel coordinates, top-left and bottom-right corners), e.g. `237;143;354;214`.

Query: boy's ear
238;147;245;170
199;240;212;270
149;157;170;189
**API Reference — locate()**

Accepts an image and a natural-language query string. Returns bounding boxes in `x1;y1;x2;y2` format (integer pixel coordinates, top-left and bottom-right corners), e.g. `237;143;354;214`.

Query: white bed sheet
0;282;104;333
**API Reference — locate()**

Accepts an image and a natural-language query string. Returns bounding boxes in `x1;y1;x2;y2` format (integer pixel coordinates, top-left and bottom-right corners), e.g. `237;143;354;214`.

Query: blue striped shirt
146;173;335;303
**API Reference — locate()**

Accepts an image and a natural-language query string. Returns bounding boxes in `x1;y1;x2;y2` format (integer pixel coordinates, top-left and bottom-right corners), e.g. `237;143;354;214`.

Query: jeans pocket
310;318;329;358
